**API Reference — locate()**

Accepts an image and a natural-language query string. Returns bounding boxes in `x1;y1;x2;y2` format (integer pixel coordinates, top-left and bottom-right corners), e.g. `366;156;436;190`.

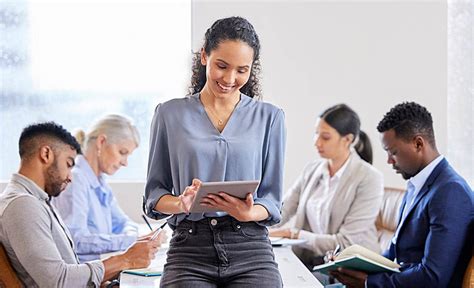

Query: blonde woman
54;114;159;262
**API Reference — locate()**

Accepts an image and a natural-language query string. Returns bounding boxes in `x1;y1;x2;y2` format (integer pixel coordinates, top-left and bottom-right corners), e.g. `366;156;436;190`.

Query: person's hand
138;229;168;244
201;192;255;222
330;267;368;288
324;244;341;263
269;228;291;239
122;238;161;269
179;178;201;214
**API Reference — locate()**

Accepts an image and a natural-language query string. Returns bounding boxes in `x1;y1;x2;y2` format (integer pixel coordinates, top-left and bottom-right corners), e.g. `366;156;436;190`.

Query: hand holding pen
141;214;170;243
324;244;341;263
150;221;168;241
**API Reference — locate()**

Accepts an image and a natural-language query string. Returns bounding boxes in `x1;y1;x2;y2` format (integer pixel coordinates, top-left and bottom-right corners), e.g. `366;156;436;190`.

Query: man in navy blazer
332;102;473;287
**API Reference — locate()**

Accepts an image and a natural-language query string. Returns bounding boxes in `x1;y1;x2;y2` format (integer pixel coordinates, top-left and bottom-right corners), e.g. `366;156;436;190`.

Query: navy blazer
368;159;473;288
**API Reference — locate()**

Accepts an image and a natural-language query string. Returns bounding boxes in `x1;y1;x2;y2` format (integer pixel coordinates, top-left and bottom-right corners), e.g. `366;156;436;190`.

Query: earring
97;149;101;156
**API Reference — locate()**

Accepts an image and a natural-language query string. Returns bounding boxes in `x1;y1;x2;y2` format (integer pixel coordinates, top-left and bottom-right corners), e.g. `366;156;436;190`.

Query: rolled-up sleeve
254;109;286;226
144;104;174;220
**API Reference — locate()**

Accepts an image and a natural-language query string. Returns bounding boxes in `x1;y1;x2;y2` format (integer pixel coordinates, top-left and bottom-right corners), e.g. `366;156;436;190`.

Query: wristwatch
290;228;300;239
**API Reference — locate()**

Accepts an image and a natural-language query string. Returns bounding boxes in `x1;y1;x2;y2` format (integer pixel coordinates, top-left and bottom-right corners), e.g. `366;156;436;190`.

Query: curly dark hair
189;16;262;99
377;102;435;146
19;122;81;159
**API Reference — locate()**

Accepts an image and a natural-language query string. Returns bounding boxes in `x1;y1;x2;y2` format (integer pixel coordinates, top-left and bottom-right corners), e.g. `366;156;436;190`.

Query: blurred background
1;0;472;221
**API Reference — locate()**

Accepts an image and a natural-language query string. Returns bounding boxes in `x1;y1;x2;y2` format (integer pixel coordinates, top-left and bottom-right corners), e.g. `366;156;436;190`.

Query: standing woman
54;114;153;262
144;16;285;287
270;104;383;267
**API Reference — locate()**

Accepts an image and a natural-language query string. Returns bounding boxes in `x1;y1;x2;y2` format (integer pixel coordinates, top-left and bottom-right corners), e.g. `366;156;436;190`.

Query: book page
336;244;400;269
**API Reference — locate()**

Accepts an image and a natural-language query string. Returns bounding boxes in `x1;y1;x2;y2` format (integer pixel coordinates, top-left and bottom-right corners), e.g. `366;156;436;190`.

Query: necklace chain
205;106;225;126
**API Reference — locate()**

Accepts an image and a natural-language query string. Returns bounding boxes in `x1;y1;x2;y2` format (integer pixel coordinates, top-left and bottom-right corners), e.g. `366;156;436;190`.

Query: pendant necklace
205;106;224;126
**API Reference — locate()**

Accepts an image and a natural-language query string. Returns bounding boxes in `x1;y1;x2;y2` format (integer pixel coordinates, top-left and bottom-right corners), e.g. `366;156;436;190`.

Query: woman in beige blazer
270;104;383;267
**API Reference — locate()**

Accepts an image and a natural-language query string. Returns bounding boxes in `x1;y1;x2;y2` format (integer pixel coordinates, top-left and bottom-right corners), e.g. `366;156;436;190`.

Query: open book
313;244;400;275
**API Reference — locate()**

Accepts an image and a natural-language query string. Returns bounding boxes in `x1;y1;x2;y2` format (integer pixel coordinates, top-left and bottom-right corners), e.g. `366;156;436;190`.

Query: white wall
192;0;447;190
109;182;146;223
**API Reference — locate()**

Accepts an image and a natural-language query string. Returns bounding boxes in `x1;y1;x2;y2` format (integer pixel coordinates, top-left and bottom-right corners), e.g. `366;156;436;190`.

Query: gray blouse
144;93;286;227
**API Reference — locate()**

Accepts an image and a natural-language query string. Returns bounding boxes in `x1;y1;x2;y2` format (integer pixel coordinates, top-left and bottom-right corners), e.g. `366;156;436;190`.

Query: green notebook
122;268;162;277
313;244;400;275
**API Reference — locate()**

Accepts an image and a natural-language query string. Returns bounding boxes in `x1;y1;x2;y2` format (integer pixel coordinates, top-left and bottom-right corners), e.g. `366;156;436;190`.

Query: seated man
332;102;473;287
0;122;162;287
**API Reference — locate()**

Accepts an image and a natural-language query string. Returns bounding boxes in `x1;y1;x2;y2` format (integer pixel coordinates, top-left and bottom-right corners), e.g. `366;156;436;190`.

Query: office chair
463;245;474;288
0;243;21;288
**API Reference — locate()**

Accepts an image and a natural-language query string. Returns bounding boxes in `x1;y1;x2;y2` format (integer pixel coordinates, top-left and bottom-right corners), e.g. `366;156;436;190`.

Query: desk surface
120;246;323;288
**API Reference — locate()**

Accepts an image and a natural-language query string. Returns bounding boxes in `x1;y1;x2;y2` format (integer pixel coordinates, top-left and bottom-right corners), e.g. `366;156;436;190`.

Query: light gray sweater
0;173;104;287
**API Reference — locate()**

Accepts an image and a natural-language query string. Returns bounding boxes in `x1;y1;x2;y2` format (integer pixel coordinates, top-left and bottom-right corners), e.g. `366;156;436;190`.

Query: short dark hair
19;122;81;159
377;102;436;146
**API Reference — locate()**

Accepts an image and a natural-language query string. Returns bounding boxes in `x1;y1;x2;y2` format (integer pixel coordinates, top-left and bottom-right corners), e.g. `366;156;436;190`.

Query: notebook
121;249;167;277
313;244;400;275
122;268;162;277
270;237;307;247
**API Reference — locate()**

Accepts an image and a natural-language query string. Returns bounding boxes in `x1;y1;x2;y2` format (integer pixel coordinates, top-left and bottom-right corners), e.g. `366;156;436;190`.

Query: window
0;0;191;180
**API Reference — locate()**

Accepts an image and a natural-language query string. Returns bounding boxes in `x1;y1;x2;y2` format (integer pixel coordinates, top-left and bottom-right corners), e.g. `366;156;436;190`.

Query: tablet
189;180;260;213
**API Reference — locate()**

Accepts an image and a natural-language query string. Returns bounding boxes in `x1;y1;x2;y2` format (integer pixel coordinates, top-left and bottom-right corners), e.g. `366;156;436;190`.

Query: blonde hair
76;114;140;152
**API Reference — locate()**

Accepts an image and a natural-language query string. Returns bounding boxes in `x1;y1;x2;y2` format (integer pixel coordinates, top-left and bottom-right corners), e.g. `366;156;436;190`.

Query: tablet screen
189;180;260;213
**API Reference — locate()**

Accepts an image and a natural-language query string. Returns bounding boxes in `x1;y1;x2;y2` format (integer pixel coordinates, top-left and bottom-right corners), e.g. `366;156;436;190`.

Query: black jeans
160;216;282;288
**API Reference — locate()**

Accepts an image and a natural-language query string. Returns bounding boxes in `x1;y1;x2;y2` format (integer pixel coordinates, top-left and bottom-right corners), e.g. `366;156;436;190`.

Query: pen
150;221;167;241
333;244;341;257
142;214;153;231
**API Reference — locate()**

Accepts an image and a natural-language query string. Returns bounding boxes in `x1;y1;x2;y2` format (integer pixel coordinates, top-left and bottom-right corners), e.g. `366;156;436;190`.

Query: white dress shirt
392;155;444;244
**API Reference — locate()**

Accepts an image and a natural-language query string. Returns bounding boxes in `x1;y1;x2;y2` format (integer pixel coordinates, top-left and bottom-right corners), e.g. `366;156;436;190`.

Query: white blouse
302;158;350;237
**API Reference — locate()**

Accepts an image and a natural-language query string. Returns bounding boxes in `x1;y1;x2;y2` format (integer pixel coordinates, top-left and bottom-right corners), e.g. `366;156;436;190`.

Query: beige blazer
276;152;383;265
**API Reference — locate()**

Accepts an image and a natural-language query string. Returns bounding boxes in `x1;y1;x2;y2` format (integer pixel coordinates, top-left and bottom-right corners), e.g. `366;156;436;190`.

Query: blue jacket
368;159;473;287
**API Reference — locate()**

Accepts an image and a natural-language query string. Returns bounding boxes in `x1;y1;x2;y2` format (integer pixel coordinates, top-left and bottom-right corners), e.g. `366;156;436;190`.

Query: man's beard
45;160;65;197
